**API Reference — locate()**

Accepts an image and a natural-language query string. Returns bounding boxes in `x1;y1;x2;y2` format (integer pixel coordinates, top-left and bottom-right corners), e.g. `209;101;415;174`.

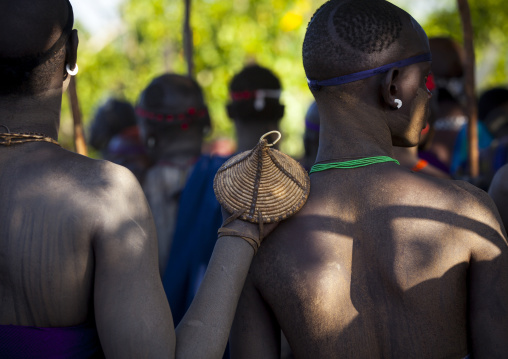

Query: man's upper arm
489;164;508;231
230;274;280;359
91;164;175;358
467;188;508;357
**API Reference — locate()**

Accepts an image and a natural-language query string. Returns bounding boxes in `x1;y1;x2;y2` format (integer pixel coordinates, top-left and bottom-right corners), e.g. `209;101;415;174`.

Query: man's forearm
175;235;254;359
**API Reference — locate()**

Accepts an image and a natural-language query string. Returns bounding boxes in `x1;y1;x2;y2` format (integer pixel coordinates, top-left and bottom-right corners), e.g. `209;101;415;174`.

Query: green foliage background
63;0;508;157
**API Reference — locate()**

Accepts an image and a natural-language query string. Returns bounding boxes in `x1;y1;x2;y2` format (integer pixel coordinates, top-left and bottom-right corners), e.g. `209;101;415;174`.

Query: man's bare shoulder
55;153;156;247
58;151;139;187
383;169;498;215
39;150;148;224
261;172;505;257
45;151;141;200
426;176;503;224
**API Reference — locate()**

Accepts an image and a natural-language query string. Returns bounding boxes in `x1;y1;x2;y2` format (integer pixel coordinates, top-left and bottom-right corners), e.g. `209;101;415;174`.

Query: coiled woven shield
214;131;310;223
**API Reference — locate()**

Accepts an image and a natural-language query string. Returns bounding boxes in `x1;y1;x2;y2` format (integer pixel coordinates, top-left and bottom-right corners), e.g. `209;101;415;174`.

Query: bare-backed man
230;1;508;358
0;1;276;358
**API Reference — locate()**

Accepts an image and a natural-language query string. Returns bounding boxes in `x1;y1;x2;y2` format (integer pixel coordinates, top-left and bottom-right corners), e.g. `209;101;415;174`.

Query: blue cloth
162;154;229;327
307;53;432;91
450;121;493;175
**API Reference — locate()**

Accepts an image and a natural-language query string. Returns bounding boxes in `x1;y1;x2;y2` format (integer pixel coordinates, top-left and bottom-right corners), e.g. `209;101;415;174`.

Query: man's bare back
1;144;107;327
0;1;287;358
232;165;508;358
231;1;508;357
0;143;174;353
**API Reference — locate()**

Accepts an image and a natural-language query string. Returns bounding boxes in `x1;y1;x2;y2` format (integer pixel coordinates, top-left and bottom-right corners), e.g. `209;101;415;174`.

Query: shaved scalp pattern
302;1;342;81
333;0;402;54
303;0;404;81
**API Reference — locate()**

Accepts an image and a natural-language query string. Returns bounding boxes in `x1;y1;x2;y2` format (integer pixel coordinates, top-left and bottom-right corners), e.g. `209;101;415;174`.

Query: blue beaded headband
307;53;432;91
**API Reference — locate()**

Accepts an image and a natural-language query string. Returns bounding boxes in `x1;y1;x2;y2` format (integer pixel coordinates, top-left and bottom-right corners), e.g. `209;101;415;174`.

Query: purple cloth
0;322;104;359
418;150;450;174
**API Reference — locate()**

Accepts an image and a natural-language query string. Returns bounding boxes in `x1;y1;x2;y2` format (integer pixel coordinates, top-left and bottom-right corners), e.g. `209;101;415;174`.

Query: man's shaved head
136;74;209;161
138;74;206;114
303;0;426;82
0;0;74;96
429;37;464;79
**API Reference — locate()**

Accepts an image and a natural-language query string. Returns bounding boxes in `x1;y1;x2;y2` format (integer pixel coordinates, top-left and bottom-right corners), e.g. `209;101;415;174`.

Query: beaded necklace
0;125;60;147
310;156;399;174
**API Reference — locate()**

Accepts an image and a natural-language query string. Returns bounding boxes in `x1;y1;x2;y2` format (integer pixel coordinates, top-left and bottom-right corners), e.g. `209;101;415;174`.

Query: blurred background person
418;37;469;175
163;64;285;359
393;144;451;179
88;98;150;183
136;74;214;276
459;87;508;189
300;101;320;171
226;64;285;152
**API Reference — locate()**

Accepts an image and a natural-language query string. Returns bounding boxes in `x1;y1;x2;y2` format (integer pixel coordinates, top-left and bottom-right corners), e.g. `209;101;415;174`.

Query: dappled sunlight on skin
390;218;470;290
0;144;152;326
382;205;506;251
252;193;505;356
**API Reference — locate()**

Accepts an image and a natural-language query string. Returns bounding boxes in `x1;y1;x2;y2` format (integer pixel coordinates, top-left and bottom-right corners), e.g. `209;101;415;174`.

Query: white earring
66;64;79;76
394;99;402;109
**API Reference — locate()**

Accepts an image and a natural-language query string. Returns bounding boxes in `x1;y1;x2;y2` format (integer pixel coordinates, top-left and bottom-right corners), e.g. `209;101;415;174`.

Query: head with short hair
0;0;77;97
427;37;465;106
429;37;464;79
227;65;284;122
303;0;432;147
89;98;137;153
303;0;421;83
136;74;210;161
227;65;285;151
478;87;508;138
478;87;508;122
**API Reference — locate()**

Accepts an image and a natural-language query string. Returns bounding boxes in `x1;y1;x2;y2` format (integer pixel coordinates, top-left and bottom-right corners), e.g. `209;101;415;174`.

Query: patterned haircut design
303;0;403;81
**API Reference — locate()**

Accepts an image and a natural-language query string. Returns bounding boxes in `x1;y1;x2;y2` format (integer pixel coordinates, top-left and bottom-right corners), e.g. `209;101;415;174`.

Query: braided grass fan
214;131;310;224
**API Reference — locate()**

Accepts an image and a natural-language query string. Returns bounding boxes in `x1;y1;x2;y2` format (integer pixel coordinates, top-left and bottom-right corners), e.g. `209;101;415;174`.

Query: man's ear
65;29;79;71
381;67;401;109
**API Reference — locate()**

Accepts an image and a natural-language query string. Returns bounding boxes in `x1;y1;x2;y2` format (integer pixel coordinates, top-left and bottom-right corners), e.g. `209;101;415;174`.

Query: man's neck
156;148;202;168
315;94;395;163
235;134;259;153
235;121;280;153
392;146;419;168
0;90;62;139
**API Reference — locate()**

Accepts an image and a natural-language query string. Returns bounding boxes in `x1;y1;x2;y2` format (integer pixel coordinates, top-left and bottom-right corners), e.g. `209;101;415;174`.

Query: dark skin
231;11;508;359
0;1;277;358
233;119;281;153
489;164;508;231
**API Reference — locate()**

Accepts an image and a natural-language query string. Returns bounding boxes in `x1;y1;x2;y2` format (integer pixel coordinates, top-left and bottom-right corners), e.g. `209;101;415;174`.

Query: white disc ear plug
66;64;79;76
394;99;402;109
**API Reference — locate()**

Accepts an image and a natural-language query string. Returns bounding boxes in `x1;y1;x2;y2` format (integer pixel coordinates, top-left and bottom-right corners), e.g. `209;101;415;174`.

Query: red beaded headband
230;89;281;111
135;106;208;123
